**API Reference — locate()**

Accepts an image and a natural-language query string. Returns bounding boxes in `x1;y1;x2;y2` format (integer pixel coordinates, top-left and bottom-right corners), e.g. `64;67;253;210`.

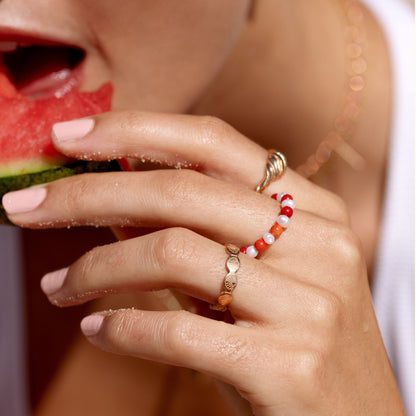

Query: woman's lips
2;51;83;100
0;28;77;47
0;33;85;100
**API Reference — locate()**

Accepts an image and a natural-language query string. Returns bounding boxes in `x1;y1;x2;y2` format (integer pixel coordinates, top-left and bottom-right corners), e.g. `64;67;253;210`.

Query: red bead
271;193;278;200
270;223;283;238
254;239;267;252
281;194;293;202
240;247;247;254
280;206;293;218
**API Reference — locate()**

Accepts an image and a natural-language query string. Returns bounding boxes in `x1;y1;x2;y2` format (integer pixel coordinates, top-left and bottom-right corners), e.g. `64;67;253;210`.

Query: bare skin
8;0;396;414
192;0;391;275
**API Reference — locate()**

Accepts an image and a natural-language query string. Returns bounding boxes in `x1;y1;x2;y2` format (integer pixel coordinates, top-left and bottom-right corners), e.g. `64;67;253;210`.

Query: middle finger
3;169;287;244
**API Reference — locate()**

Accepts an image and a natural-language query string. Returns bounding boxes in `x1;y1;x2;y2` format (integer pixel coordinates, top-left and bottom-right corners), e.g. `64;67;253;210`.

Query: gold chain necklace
296;0;368;178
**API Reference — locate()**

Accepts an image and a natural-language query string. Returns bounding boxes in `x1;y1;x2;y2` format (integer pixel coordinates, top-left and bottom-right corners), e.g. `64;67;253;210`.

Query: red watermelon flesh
0;66;17;98
0;61;113;177
0;53;122;225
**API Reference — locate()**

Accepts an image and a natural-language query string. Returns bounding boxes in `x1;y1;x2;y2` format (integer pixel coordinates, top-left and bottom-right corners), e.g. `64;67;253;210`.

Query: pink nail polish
51;118;94;142
40;268;68;296
2;187;47;214
81;315;104;337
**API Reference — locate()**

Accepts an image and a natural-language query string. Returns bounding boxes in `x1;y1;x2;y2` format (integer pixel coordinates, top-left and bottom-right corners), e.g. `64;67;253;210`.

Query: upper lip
0;26;84;50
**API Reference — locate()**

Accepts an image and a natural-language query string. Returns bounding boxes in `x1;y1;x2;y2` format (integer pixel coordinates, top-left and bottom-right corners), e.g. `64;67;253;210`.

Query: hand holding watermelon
1;106;405;416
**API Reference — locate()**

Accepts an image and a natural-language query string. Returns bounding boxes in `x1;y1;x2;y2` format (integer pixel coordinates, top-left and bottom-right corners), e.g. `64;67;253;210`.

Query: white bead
282;199;295;209
263;233;275;245
246;245;258;257
278;192;286;201
277;215;290;228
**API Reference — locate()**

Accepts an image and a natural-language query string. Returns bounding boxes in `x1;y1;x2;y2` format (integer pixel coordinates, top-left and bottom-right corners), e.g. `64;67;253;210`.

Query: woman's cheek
76;0;251;112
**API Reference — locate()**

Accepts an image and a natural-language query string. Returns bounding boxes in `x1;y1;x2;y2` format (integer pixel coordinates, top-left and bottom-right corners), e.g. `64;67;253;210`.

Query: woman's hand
3;112;405;415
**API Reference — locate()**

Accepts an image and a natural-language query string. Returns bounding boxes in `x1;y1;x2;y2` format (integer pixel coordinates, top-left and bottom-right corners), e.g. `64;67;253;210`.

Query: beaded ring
210;194;294;312
240;192;295;258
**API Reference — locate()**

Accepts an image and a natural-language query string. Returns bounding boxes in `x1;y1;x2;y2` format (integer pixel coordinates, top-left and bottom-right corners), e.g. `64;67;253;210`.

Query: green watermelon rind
0;160;122;225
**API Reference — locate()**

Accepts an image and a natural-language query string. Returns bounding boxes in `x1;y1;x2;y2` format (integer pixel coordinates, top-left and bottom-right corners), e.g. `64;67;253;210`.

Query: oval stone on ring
226;256;240;273
224;273;238;292
225;243;240;255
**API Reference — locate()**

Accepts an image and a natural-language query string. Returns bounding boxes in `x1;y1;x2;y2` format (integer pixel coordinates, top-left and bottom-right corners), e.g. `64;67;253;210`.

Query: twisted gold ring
255;150;287;193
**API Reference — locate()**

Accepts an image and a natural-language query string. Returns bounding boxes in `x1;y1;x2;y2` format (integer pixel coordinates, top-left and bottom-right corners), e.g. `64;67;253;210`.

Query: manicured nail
2;186;47;214
40;267;68;296
51;118;94;143
81;315;104;337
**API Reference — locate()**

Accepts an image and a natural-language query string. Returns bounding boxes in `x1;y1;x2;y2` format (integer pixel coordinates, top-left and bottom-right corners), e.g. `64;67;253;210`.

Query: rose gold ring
210;244;240;312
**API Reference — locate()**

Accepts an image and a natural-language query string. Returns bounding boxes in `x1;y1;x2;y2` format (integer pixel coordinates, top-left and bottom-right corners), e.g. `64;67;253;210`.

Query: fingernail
51;118;94;143
40;267;68;296
2;186;47;214
81;315;104;337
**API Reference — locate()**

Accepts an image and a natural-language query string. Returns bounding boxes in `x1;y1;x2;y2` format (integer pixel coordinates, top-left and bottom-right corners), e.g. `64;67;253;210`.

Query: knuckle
164;310;196;353
315;186;350;224
160;169;204;206
328;193;350;224
311;289;343;332
218;334;259;368
77;247;98;284
154;227;199;274
333;225;364;268
197;115;233;147
165;312;257;372
273;350;329;407
117;111;146;132
322;223;364;271
62;176;91;213
77;243;126;284
291;350;326;392
110;310;140;345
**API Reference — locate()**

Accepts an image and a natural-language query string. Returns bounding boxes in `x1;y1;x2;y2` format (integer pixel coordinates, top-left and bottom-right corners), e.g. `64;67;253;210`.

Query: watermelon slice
0;57;121;225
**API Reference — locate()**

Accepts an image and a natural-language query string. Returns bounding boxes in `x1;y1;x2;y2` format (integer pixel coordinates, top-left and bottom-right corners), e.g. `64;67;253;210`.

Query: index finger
51;111;349;224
